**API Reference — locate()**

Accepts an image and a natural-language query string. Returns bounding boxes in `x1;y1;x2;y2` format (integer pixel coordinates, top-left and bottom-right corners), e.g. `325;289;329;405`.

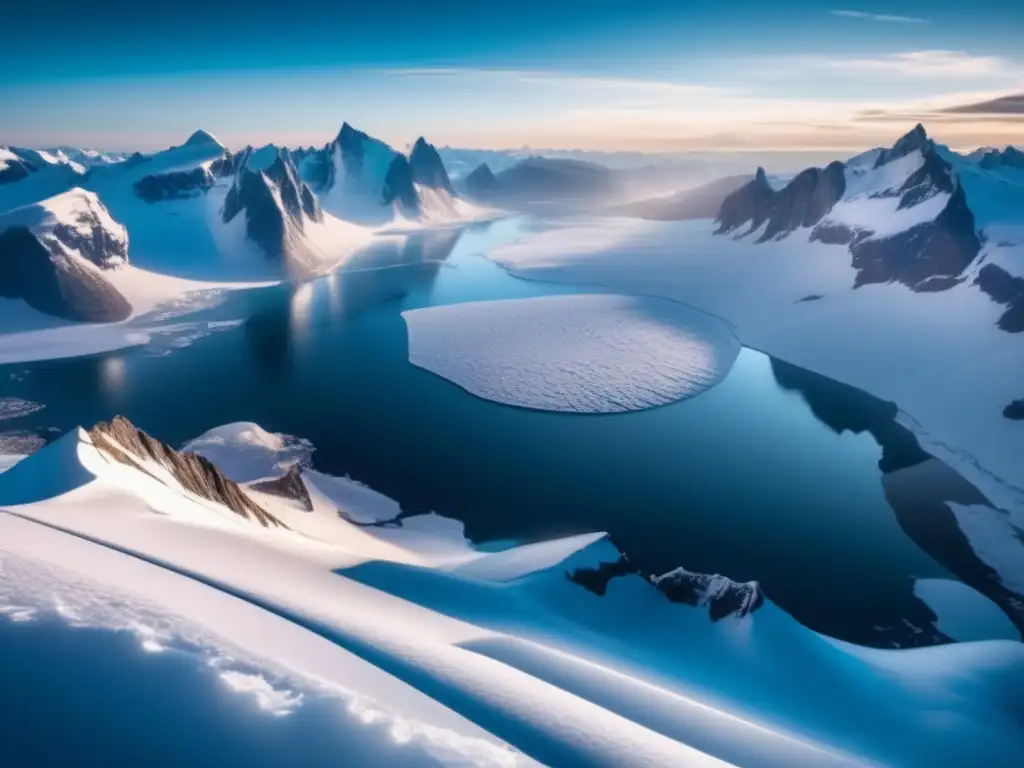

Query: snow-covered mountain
0;146;89;211
220;145;350;278
0;188;131;322
716;125;981;292
300;123;481;225
974;145;1024;172
2;417;1023;767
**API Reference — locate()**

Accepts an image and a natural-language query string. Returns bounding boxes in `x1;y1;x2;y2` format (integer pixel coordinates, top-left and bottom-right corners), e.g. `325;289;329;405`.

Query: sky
1;0;1022;153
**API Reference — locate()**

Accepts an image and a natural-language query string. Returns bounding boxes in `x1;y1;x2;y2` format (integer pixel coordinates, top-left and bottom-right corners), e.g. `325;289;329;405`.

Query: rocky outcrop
567;546;764;621
89;416;286;528
0;189;131;322
653;567;764;620
714;168;775;235
134;152;236;202
250;464;313;511
465;163;499;199
409;137;454;194
222;147;322;262
716;164;845;239
974;263;1024;332
1005;400;1024;420
382;155;419;213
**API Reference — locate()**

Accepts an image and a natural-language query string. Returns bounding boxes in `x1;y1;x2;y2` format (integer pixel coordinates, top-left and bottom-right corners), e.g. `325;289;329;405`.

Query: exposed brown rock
250;464;313;511
88;416;286;528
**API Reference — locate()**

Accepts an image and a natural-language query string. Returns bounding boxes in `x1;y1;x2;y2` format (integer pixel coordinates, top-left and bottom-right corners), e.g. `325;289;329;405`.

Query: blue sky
2;0;1022;151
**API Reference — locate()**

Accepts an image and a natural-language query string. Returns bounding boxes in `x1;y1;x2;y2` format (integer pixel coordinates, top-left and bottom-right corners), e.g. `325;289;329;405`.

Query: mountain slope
716;125;981;292
1;418;1022;767
302;124;482;226
0;188;131;322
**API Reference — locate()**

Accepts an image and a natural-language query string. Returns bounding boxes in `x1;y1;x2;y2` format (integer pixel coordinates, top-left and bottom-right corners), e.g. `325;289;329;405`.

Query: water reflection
770;358;1024;642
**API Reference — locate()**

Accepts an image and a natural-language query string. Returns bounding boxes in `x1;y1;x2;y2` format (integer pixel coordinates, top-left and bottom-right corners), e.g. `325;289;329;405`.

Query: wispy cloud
942;93;1024;114
830;9;928;23
830;50;1011;77
382;67;736;96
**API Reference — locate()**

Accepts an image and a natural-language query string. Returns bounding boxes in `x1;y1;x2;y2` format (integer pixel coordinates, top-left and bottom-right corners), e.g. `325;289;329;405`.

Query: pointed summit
875;123;932;168
335;122;369;151
184;129;222;148
754;167;769;188
408;136;454;194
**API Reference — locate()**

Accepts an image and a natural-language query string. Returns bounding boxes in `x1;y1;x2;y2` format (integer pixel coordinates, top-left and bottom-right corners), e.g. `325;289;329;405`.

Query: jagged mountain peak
409;136;455;194
335;122;372;150
875;123;932;168
754;166;769;187
88;416;286;528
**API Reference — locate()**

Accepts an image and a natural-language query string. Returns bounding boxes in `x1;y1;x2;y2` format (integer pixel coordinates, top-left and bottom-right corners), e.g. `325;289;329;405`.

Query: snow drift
1;417;1023;766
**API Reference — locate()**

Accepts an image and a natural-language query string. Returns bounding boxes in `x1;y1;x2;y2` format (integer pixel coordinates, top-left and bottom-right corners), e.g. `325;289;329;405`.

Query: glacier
402;294;741;413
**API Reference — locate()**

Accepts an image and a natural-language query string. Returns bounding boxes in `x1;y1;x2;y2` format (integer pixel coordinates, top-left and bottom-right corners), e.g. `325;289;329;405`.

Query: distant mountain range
2;123;1022;333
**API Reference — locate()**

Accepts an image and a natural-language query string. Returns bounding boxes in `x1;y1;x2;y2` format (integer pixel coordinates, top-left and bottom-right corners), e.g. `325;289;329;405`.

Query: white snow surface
485;216;1024;517
946;502;1024;596
0;264;270;365
183;422;314;483
0;187;128;264
403;294;741;413
1;423;1022;767
914;578;1021;642
822;150;951;239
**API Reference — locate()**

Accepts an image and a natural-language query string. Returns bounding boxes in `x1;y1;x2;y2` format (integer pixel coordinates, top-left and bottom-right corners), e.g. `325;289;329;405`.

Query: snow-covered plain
2;422;1023;767
403;294;741;413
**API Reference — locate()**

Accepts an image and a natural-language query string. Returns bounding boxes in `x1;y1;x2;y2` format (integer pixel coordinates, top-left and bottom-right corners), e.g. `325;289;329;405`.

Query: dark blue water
0;617;446;768
0;217;957;644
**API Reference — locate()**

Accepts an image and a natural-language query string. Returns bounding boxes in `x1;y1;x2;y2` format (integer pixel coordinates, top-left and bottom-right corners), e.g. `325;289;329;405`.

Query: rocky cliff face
974;263;1024;332
567;546;764;621
716;164;845;240
222;147;322;263
133;152;236;203
89;416;286;528
409;137;454;194
250;464;313;511
382;155;420;214
0;189;131;322
714;167;775;235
